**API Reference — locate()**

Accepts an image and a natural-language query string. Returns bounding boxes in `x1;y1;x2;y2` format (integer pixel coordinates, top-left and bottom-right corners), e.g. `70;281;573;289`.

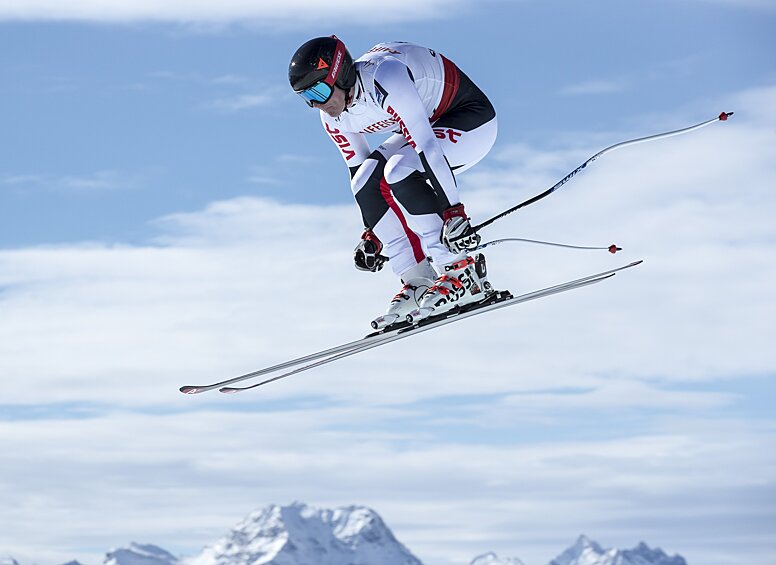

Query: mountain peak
622;541;687;565
470;551;527;565
550;537;686;565
573;535;603;550
187;502;422;565
104;542;178;565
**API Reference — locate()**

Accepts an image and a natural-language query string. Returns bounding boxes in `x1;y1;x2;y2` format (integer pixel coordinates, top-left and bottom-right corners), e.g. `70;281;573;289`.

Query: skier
288;36;498;327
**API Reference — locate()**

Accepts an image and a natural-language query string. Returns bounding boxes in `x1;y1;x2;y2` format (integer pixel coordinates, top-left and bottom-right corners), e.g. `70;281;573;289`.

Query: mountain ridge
3;503;687;565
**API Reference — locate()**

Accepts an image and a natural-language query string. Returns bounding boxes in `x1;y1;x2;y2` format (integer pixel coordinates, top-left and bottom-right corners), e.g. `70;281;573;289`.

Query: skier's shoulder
356;41;415;62
356;41;434;69
357;44;419;92
371;56;412;85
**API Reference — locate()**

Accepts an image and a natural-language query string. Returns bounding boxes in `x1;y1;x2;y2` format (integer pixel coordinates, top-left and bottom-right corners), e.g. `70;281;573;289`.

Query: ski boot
406;254;494;323
371;259;436;330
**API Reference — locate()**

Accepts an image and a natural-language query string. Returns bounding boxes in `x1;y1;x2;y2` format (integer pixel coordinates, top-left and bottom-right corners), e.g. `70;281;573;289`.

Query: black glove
354;229;387;272
441;204;481;253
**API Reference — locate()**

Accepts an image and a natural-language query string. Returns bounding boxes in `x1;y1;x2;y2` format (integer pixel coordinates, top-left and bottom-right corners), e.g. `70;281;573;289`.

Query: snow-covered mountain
185;502;422;565
3;505;687;565
104;543;178;565
548;535;686;565
471;551;527;565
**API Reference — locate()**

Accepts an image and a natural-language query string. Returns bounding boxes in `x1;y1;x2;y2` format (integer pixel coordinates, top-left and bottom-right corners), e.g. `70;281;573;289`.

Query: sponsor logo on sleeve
361;118;399;134
386;106;416;149
325;123;356;160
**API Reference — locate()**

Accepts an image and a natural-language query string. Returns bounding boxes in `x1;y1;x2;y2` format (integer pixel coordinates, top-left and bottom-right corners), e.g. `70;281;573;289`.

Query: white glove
441;204;481;254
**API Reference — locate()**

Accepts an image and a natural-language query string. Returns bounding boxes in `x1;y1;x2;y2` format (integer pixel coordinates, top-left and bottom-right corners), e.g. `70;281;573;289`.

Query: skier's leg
383;113;498;267
350;140;439;327
383;80;498;320
350;141;430;278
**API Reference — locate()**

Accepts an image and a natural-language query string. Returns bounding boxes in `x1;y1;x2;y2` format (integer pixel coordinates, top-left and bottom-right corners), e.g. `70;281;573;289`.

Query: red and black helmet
288;35;357;94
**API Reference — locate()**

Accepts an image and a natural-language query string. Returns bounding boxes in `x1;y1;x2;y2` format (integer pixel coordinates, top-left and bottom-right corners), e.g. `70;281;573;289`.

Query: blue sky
1;1;775;565
3;0;773;246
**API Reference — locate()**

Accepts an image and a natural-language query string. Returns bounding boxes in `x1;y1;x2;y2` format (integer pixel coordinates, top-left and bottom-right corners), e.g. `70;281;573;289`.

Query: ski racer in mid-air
288;36;498;327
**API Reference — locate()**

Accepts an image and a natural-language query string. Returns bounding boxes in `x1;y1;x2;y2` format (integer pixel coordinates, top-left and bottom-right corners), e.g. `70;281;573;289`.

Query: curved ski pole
475;237;621;253
219;260;643;394
472;111;733;233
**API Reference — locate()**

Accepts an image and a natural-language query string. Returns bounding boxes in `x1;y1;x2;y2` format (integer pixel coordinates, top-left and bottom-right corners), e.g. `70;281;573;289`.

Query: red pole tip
608;245;621;254
719;111;733;121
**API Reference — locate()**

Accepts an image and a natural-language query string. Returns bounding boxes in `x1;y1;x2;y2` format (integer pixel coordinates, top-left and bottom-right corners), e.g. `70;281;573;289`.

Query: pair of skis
179;260;642;395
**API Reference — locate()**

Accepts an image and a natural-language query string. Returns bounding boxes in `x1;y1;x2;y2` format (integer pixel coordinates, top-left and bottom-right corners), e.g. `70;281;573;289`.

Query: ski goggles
295;37;348;107
297;81;334;107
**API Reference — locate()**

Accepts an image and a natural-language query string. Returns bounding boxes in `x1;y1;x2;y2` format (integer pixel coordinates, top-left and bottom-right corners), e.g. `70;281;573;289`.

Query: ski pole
472;111;733;233
474;237;621;253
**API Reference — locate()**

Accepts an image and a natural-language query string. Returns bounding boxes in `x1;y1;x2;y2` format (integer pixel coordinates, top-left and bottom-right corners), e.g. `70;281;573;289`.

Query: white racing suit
320;42;497;276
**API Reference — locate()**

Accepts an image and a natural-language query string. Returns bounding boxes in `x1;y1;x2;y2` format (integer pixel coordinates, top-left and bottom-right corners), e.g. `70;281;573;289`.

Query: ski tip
719;111;734;121
630;259;644;267
180;386;203;395
219;387;240;394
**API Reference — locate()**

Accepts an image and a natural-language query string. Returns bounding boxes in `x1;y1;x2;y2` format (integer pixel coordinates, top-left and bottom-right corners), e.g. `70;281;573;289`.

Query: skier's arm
320;113;371;174
319;113;391;268
372;57;460;210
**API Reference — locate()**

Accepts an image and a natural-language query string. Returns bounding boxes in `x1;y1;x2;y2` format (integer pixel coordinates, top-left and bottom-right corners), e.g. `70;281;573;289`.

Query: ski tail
179;325;402;394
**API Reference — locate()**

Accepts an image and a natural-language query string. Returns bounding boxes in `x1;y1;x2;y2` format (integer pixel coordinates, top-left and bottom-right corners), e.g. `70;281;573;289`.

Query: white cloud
0;0;472;24
147;70;280;113
0;170;142;192
0;174;46;185
60;170;138;191
559;79;629;96
204;92;274;112
1;85;775;564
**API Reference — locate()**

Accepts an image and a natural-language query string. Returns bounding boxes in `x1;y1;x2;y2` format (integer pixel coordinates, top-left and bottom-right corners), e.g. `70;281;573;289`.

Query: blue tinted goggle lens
298;82;333;107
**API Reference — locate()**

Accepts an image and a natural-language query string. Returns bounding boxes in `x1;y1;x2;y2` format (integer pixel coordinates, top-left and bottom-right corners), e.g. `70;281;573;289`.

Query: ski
179;323;407;395
177;260;642;395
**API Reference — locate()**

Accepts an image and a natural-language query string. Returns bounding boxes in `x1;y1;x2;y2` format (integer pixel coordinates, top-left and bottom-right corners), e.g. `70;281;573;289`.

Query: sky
1;1;775;564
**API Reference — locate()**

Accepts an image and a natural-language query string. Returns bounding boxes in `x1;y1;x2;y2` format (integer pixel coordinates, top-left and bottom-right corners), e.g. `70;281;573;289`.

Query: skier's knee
350;159;381;195
384;157;417;186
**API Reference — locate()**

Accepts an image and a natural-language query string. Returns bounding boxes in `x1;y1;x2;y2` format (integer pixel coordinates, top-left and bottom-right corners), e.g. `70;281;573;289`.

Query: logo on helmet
329;50;343;81
317;58;329;70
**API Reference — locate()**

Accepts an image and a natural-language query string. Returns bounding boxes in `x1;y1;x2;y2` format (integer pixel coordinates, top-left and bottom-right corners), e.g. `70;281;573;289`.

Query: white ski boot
406;254;494;323
371;259;436;330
